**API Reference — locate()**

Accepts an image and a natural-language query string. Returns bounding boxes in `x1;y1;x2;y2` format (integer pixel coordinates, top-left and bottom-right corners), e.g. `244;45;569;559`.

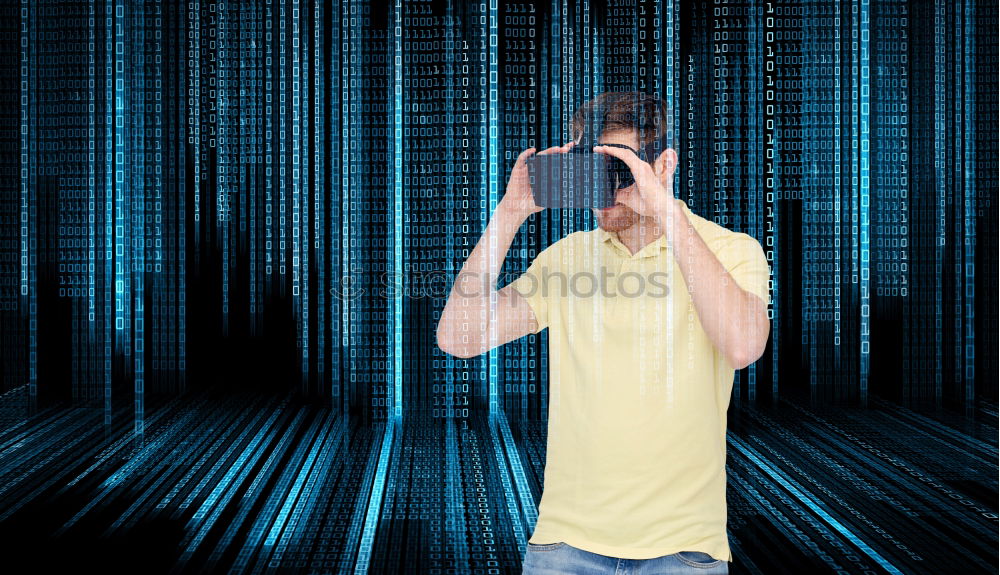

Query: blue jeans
521;541;730;575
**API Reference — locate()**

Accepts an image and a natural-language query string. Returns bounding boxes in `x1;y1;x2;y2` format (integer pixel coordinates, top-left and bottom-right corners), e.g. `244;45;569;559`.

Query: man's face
589;129;643;233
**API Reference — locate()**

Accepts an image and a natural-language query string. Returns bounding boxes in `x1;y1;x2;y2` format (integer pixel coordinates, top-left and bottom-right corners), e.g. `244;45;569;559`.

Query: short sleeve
717;233;771;306
507;242;557;334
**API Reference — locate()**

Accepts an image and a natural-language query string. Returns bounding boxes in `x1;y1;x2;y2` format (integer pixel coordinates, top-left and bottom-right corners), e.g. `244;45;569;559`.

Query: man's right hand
497;142;575;221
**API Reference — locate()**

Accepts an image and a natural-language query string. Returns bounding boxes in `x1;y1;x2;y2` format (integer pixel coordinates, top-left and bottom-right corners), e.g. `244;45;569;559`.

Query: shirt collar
598;227;667;251
598;200;691;256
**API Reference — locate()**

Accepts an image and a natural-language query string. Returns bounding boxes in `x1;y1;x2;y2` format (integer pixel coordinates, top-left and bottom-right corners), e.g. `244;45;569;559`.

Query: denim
522;541;730;575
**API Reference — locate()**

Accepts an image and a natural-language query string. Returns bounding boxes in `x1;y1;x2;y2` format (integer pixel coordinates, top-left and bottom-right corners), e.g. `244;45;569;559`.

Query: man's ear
653;148;678;181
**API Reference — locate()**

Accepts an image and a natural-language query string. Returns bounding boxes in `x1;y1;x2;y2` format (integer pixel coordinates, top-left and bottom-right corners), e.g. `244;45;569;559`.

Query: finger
512;148;536;175
592;145;643;171
536;145;566;156
515;147;537;165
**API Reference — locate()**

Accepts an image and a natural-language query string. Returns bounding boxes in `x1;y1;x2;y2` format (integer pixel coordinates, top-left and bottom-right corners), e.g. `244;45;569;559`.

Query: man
436;92;771;574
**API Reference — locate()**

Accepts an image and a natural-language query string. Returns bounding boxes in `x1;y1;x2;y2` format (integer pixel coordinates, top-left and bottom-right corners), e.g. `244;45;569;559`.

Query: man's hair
570;91;679;156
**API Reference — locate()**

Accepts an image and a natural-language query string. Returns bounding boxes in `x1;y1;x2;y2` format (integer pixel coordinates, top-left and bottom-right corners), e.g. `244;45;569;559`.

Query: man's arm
436;143;571;358
660;204;771;370
436;208;540;359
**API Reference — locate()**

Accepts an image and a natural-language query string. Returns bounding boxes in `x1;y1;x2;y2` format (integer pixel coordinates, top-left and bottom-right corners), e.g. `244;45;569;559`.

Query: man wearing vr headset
437;92;770;574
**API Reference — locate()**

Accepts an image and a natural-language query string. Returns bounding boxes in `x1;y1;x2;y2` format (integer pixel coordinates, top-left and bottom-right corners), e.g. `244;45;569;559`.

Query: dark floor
0;385;995;574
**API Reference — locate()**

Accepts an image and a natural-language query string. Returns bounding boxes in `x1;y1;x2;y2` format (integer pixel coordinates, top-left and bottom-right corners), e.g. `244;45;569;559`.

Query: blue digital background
0;0;996;573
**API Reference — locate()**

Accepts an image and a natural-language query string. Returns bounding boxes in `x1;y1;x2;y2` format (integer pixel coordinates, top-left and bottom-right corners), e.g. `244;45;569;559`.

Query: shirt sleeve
507;242;557;334
717;233;771;306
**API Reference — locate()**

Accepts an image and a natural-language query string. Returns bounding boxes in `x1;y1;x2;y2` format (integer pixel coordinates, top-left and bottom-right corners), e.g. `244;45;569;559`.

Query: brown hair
570;91;679;156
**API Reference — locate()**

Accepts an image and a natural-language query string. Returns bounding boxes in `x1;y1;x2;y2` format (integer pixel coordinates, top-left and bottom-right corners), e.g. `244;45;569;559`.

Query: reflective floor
0;385;995;574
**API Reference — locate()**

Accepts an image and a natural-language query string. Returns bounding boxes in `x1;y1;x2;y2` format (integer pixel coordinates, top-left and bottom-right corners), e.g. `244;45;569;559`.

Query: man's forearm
437;207;526;356
659;205;768;369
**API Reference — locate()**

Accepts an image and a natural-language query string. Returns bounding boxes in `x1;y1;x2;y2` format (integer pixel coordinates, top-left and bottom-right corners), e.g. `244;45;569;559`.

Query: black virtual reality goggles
527;135;672;209
526;98;673;209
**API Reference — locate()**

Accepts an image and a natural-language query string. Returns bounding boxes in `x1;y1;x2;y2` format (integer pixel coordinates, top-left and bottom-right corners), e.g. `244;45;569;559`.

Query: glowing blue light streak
487;0;499;415
353;418;397;574
392;0;403;417
731;436;904;574
263;414;334;547
493;413;535;549
184;409;307;566
859;0;871;403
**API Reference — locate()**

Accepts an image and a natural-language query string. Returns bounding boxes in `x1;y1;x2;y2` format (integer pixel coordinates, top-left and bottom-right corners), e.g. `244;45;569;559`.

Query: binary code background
0;0;996;574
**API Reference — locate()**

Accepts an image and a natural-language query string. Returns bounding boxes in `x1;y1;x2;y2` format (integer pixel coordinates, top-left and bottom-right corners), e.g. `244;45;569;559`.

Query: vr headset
527;100;673;209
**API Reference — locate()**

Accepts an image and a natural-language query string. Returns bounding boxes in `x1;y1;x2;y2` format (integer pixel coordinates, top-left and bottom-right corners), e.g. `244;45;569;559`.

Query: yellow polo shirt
510;200;770;563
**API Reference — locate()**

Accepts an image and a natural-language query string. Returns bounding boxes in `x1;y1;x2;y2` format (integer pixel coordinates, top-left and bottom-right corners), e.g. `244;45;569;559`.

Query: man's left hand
592;145;679;221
